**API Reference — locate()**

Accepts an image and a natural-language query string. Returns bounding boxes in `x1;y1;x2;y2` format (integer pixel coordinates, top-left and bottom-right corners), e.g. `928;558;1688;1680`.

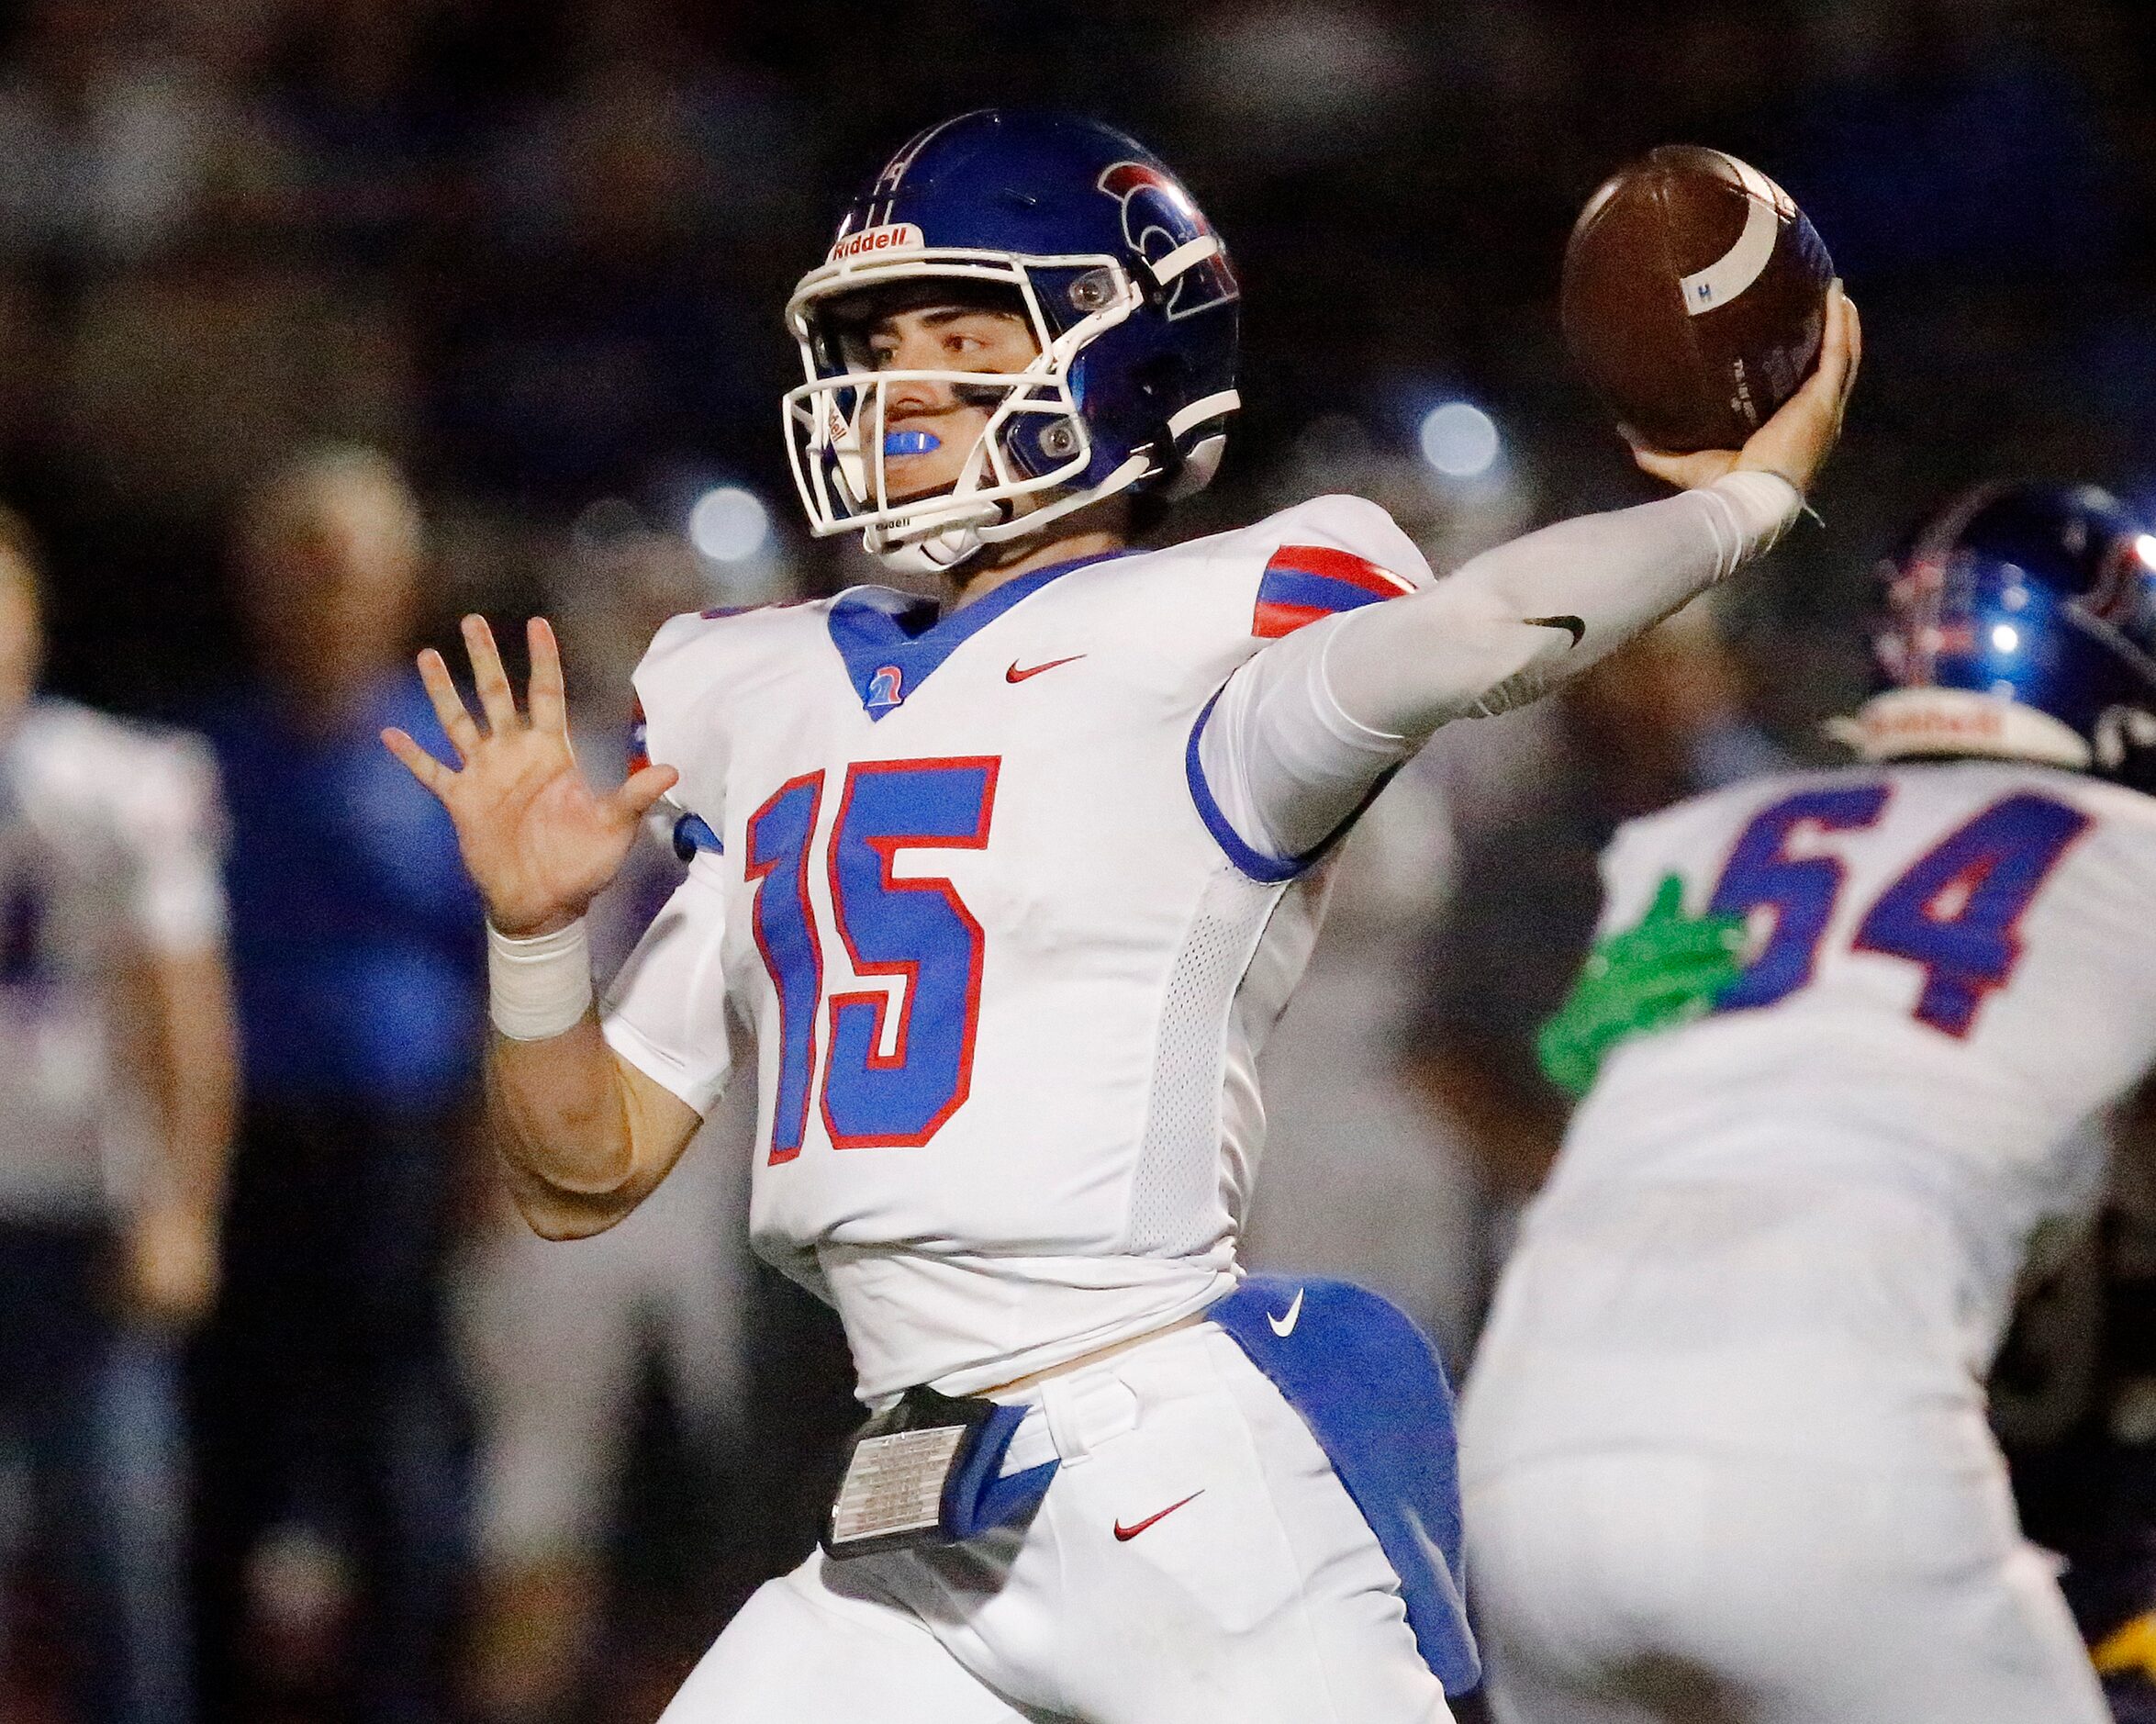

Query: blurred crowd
2;0;2155;1719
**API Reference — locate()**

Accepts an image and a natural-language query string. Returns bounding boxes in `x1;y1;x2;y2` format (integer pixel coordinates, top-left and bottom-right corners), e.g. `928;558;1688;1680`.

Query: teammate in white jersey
383;111;1856;1722
1462;481;2156;1724
0;507;237;1724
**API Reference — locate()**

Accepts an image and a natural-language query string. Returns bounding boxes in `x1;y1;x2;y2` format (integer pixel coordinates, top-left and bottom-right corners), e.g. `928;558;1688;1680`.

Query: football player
384;111;1856;1723
0;505;237;1724
1462;482;2156;1724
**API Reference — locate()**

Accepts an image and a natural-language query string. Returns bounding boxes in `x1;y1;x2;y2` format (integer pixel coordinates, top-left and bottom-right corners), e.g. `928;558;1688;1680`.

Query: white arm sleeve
599;853;736;1116
1197;472;1802;865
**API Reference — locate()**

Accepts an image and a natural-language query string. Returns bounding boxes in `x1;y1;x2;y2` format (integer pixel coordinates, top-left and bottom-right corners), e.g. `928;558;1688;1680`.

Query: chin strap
866;451;1156;577
870;515;998;577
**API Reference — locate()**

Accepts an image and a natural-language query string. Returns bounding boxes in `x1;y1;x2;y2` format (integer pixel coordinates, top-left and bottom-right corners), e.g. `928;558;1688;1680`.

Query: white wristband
487;917;594;1041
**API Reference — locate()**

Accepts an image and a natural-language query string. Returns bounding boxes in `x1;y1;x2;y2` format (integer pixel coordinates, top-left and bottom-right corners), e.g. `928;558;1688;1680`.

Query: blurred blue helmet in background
1847;481;2156;791
783;109;1241;575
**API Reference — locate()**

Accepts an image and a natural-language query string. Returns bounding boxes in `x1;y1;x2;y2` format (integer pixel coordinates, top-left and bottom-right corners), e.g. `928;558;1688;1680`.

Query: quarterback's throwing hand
382;615;679;937
1632;280;1862;497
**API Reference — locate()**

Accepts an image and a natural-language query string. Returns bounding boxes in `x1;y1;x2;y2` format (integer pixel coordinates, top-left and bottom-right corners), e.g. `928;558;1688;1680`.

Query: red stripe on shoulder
1265;543;1415;599
1253;599;1333;640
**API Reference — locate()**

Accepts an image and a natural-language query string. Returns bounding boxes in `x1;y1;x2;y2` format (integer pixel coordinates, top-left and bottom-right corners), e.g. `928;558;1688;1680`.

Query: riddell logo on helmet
829;223;924;263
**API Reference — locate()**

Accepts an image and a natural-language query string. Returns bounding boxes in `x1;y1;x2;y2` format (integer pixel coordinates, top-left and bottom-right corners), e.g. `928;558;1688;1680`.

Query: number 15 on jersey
746;758;1000;1161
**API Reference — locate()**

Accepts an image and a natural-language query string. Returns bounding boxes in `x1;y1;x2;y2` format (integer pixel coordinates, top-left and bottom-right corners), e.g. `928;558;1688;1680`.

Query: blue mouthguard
883;430;942;457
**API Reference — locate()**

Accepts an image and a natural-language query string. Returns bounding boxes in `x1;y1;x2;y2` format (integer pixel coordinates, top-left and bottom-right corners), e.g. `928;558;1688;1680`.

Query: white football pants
1466;1446;2106;1724
1460;1177;2109;1724
659;1322;1450;1724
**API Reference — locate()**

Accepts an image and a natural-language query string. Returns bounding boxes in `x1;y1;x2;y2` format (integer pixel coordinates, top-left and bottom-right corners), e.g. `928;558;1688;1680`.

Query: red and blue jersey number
745;775;825;1162
1707;784;2091;1036
745;757;997;1160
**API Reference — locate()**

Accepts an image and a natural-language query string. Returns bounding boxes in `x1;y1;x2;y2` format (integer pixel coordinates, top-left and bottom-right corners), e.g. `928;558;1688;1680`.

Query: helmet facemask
784;252;1152;576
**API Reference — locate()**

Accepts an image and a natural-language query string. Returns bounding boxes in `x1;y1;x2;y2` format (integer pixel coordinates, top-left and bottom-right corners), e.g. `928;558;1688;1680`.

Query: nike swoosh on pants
1113;1491;1203;1541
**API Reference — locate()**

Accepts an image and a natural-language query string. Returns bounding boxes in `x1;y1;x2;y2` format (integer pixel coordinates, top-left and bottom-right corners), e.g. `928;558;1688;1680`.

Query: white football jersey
1551;757;2156;1366
0;699;227;1217
603;496;1430;1400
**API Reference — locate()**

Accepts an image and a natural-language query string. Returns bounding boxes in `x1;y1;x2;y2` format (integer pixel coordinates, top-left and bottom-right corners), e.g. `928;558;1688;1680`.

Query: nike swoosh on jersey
1525;614;1586;647
1112;1490;1204;1541
1006;655;1086;683
1268;1288;1304;1337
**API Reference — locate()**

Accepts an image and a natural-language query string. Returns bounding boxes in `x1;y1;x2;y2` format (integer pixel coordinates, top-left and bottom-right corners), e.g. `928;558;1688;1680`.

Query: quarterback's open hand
1632;280;1862;497
382;615;679;937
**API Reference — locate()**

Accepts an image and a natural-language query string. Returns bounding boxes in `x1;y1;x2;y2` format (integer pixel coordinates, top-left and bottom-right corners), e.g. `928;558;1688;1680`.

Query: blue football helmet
783;110;1241;574
1848;482;2156;789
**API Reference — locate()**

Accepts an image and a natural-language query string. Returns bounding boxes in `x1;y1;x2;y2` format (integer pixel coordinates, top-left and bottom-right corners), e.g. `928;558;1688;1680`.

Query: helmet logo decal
1098;161;1239;321
828;222;925;263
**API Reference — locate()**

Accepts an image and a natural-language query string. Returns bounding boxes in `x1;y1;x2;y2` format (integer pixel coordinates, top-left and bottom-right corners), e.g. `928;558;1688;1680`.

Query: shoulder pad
1254;541;1421;640
635;598;826;684
1237;495;1431;640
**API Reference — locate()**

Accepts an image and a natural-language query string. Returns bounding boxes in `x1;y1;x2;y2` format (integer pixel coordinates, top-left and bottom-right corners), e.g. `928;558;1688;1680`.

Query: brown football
1562;146;1835;454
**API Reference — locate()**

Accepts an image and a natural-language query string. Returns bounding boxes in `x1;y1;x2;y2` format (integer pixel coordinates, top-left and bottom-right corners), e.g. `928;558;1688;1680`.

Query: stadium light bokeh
687;486;773;565
1418;402;1502;479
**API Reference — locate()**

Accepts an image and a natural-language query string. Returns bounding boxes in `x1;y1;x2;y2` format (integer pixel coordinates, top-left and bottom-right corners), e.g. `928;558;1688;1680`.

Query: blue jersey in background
205;672;482;1112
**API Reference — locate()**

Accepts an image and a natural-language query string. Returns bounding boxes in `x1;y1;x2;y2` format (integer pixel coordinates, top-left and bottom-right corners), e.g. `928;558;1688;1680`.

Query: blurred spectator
1406;603;1787;1315
455;1124;746;1724
0;0;217;264
0;503;236;1724
427;2;794;509
452;522;756;1724
190;446;479;1724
